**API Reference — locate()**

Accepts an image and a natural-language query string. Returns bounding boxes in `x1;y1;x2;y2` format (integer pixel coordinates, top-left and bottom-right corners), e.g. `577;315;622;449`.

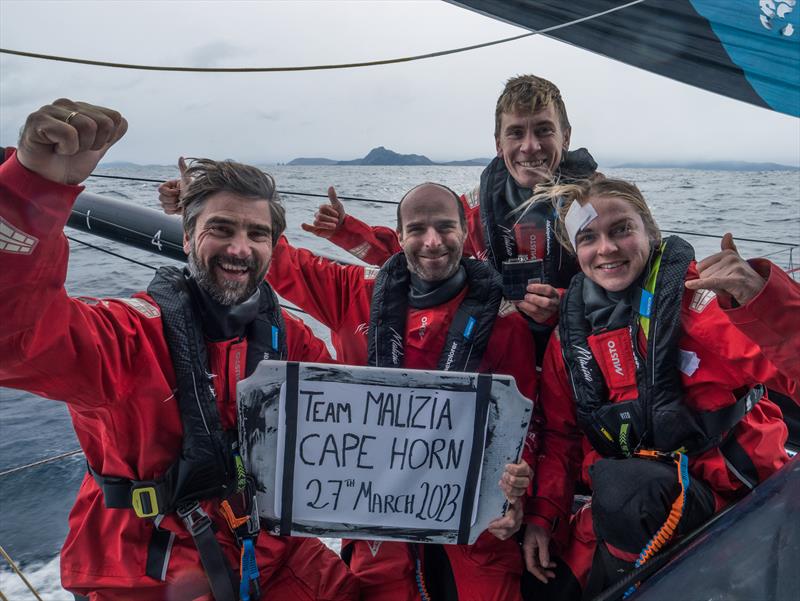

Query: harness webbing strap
87;463;172;516
719;434;760;489
145;527;175;582
178;501;237;601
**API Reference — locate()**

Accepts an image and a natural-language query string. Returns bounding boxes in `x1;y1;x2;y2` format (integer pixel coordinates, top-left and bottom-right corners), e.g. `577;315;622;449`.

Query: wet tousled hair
395;182;467;232
179;158;286;247
494;74;571;138
516;178;661;254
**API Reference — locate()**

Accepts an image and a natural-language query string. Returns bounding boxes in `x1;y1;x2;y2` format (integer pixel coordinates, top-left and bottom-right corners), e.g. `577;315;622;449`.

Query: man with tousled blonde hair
300;74;599;363
494;74;571;139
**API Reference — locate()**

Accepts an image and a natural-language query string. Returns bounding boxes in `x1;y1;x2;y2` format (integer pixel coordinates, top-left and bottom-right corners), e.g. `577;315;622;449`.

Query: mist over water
1;164;797;598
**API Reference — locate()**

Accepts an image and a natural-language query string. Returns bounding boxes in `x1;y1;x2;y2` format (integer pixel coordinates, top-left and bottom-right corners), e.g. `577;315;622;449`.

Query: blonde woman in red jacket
520;178;796;599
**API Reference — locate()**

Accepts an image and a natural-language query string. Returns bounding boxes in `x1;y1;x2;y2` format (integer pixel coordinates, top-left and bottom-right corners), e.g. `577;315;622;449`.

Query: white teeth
598;262;624;270
220;263;247;272
519;160;545;167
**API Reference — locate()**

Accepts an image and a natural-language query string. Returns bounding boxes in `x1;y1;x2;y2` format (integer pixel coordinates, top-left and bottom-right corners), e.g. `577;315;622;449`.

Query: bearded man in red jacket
0;99;358;601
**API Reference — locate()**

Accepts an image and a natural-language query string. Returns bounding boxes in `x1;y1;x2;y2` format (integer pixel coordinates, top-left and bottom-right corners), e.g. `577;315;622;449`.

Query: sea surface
1;165;798;599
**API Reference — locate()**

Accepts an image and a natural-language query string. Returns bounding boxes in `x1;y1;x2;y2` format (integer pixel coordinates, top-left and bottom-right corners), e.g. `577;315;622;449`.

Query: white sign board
238;361;533;545
274;380;485;531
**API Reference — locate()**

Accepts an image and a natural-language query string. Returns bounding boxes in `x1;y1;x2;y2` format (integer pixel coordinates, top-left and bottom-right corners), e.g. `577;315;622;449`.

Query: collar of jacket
185;273;261;342
408;265;467;309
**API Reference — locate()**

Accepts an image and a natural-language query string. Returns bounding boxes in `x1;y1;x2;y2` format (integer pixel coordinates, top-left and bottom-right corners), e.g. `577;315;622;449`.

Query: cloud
256;110;281;122
182;100;214;112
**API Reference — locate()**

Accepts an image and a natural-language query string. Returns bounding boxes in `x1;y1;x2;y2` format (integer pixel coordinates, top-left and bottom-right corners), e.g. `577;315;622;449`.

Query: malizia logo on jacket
389;327;404;365
573;345;594;382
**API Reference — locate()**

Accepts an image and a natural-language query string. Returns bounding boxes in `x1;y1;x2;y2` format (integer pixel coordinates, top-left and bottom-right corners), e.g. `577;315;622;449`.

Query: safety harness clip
635;449;677;462
131;485;161;518
177;501;213;536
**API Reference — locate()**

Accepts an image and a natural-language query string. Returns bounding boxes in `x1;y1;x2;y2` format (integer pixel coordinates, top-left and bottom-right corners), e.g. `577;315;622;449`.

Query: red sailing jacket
719;258;800;383
528;270;796;548
267;237;538;601
267;237;537;398
326;187;486;266
0;153;357;601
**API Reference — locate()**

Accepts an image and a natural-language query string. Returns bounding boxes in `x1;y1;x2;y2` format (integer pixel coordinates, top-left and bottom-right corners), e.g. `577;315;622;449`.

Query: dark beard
187;247;262;306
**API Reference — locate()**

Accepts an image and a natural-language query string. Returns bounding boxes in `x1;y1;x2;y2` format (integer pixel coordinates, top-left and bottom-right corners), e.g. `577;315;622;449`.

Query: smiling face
397;184;466;282
574;195;653;292
495;104;571;189
183;191;273;305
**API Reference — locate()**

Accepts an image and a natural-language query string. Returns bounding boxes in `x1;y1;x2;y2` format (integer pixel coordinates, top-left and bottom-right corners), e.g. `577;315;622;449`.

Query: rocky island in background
287;146;492;167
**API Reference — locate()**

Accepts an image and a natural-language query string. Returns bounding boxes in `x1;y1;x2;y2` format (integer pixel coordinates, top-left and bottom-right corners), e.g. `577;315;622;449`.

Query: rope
0;544;45;601
87;173;401;205
0;449;84;478
0;1;647;73
624;452;691;598
413;546;431;601
67;235;161;270
660;229;797;248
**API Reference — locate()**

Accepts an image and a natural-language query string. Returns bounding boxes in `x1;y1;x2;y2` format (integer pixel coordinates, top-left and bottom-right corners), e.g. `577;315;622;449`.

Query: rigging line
660;229;798;248
0;545;44;601
88;173;163;183
0;449;84;479
279;191;399;205
67;235;159;270
87;174;401;205
0;1;648;73
761;245;797;260
66;235;310;315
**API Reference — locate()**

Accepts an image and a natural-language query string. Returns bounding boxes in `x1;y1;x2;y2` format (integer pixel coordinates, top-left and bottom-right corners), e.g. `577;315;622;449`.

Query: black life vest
90;265;287;515
478;150;595;286
367;254;502;372
87;267;288;598
559;236;763;460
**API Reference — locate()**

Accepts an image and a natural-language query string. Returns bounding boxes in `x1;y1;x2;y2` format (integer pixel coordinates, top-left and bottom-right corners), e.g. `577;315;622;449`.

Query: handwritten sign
238;361;532;545
275;380;484;531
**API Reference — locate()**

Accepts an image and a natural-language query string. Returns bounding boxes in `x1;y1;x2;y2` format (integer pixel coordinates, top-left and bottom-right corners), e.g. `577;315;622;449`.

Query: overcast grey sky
1;0;799;167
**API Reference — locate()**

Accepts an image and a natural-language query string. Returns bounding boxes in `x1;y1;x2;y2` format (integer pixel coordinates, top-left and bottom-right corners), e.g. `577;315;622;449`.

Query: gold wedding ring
64;111;80;125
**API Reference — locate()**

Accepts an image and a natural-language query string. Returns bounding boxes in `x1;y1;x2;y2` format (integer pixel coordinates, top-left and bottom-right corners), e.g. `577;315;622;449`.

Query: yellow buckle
131;486;159;518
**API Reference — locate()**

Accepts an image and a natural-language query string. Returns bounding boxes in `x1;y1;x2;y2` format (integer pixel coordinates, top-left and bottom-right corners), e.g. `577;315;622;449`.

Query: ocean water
1;165;798;599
